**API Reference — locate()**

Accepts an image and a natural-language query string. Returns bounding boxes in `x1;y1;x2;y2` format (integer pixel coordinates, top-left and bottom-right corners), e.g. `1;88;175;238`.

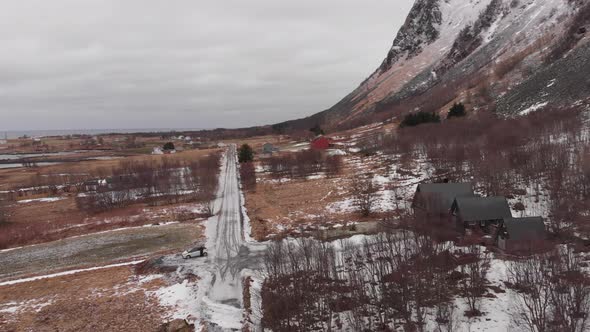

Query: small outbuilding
496;217;547;253
451;196;512;233
412;182;475;216
310;136;332;150
262;143;278;154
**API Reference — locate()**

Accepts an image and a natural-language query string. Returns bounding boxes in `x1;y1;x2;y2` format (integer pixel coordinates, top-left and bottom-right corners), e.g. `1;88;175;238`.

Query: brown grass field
0;147;220;249
0;266;167;332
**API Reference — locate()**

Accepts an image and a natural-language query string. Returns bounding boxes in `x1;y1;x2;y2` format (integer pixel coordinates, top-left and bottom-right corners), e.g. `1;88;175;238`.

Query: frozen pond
0;150;110;161
0;152;121;169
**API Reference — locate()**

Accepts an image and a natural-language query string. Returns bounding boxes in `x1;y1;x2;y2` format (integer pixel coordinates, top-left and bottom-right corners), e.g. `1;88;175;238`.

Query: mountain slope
278;0;590;132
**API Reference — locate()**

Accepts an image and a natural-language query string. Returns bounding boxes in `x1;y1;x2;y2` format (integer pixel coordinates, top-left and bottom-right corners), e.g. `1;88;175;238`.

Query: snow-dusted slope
307;0;586;128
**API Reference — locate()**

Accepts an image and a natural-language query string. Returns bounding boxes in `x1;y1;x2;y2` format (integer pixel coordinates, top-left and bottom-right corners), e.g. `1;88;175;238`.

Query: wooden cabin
412;182;475;217
496;217;547;253
451;196;512;233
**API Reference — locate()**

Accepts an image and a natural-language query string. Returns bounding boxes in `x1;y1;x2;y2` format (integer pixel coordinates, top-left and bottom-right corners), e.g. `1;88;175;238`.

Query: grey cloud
0;0;414;131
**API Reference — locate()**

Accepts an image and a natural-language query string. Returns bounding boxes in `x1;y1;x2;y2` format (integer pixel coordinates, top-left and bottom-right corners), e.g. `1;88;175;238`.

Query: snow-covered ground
17;197;65;204
153;145;267;330
0;260;144;287
328;152;434;214
153;279;202;321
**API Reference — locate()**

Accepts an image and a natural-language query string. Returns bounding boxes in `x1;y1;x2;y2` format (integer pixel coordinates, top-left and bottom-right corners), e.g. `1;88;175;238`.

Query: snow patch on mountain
329;0;577;126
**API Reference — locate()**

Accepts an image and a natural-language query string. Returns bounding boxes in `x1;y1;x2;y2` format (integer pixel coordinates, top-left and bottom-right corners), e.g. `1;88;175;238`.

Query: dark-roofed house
412;183;475;216
496;217;547;253
451;196;512;233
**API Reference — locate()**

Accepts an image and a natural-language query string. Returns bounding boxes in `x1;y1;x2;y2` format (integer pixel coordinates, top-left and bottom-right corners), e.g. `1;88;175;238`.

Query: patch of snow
201;295;243;330
327;149;347;156
17;197;65;204
154;279;201;321
483;15;502;43
327;198;356;214
520;102;549;115
0;304;20;314
0;260;144;287
306;174;325;180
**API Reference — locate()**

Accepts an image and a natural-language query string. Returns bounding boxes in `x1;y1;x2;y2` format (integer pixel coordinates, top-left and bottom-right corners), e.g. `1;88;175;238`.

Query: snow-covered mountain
280;0;590;131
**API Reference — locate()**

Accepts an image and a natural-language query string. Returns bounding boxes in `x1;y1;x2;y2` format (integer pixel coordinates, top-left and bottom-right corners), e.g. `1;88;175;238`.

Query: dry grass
0;200;207;249
240;127;401;240
244;155;387;239
0;266;166;332
222;135;290;152
0;147;219;249
0;147;220;190
245;178;347;239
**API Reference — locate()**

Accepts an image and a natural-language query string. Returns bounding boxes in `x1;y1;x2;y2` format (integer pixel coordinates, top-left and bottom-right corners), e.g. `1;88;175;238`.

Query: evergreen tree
447;102;467;119
400;111;441;128
309;124;325;136
238;144;254;163
163;142;175;150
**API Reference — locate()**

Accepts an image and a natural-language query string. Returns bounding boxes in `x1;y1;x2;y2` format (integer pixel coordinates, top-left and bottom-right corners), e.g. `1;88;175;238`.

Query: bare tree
548;247;590;332
325;155;343;178
434;302;457;332
351;174;379;217
547;195;577;239
239;161;257;191
460;245;490;317
204;200;215;217
507;253;553;332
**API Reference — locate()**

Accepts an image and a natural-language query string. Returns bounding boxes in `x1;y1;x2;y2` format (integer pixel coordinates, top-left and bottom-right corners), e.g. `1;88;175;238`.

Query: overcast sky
0;0;414;131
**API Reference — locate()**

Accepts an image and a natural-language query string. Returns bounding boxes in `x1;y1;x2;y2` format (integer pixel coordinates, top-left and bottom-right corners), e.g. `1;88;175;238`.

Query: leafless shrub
507;247;590;332
261;231;461;331
0;198;10;224
239;161;257;191
325;155;343;178
351;174;379;217
203;201;215;217
460;245;490;317
264;149;336;180
434;302;457;332
548;248;590;332
76;152;221;214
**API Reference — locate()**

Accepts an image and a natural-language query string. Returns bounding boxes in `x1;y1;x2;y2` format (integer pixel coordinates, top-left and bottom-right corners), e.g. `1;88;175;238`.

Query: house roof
453;196;512;222
415;183;475;213
502;217;546;241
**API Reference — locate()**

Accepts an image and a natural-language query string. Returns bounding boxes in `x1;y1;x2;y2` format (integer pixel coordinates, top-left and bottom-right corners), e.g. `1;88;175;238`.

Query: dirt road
149;145;262;330
198;144;264;330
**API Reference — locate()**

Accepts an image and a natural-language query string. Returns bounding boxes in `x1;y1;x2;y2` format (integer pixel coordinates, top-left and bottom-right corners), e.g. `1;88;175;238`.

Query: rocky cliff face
280;0;590;131
380;0;443;72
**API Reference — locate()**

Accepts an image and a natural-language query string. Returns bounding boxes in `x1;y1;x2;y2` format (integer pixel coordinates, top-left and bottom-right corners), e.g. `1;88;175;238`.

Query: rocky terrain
278;0;590;131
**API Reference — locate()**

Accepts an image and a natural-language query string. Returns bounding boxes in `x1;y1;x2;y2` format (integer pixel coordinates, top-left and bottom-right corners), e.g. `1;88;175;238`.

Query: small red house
310;136;331;150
